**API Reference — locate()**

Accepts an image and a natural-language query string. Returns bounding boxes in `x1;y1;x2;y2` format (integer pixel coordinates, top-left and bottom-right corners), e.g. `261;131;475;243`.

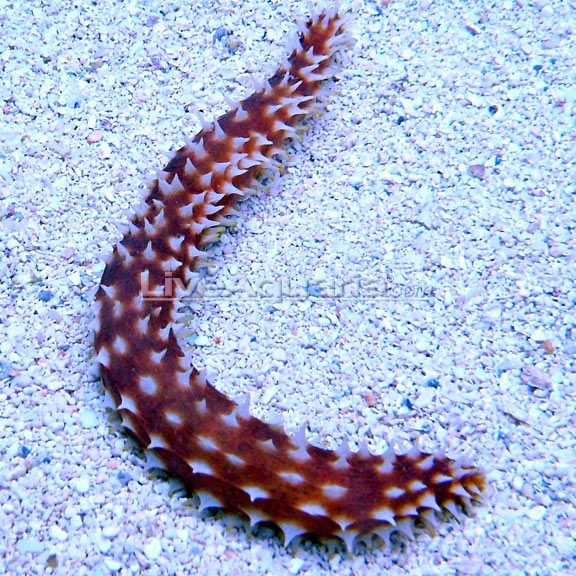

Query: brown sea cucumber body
93;7;484;550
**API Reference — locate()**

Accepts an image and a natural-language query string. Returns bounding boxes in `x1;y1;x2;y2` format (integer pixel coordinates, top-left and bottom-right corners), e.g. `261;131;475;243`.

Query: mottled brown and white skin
93;6;485;551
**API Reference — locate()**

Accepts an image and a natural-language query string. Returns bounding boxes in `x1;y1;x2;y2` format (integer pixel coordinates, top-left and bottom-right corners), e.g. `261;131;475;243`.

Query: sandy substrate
1;0;575;574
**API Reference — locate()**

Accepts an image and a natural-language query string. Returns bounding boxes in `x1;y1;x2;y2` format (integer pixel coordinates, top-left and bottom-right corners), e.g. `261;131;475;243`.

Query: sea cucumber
92;6;485;550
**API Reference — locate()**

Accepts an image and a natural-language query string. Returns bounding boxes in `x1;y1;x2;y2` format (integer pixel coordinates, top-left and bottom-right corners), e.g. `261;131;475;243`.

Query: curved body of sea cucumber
93;7;485;550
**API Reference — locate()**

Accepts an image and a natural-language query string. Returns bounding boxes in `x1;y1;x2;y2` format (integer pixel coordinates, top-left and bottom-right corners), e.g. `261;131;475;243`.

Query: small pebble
467;92;484;106
104;558;123;571
413;387;436;408
511;476;524;492
87;131;103;144
49;525;68;542
143;538;162;561
68;272;81;286
75;476;91;494
527;505;547;521
60;247;75;259
555;536;576;557
79;409;99;428
521;366;552;389
100;141;112;158
213;27;228;42
465;24;480;36
539;340;555;354
244;219;263;233
38;289;54;302
102;525;120;539
261;387;277;404
271;348;287;362
288;558;305;574
468;164;486;179
364;392;377;407
194;335;211;346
